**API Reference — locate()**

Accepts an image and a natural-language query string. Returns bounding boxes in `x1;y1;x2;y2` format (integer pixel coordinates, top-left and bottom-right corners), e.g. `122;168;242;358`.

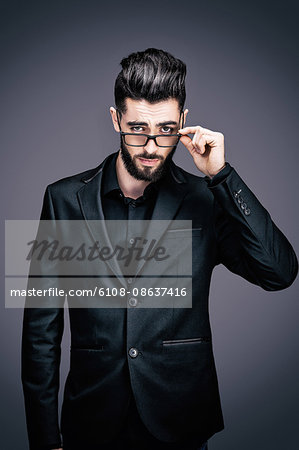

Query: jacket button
127;278;133;284
128;297;138;307
128;347;139;358
237;196;243;204
129;238;135;244
240;202;247;210
244;208;251;215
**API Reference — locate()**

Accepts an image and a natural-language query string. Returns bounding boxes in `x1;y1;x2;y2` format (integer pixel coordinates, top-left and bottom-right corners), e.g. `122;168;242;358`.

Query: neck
116;152;151;200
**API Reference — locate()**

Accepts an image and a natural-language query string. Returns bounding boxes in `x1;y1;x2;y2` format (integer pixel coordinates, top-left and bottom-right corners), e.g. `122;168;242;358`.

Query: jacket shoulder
171;162;209;191
45;152;114;197
47;166;98;191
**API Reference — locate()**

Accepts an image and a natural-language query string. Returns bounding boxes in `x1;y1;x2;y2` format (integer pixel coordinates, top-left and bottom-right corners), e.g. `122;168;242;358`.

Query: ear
110;107;120;132
182;108;189;128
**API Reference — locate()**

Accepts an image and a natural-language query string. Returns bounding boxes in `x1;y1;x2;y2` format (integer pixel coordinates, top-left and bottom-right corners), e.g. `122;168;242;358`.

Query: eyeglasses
116;110;183;148
119;131;181;148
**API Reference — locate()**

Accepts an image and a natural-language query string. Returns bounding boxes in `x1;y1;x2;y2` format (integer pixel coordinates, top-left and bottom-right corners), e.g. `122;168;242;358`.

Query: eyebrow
126;120;178;127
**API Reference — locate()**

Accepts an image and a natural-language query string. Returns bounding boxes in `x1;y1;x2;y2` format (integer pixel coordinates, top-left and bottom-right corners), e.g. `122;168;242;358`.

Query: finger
195;136;207;155
178;126;200;135
179;135;201;154
192;129;204;154
192;129;207;154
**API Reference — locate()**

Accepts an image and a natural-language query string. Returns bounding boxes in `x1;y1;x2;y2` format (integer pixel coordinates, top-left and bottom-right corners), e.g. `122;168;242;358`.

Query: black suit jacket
21;152;298;449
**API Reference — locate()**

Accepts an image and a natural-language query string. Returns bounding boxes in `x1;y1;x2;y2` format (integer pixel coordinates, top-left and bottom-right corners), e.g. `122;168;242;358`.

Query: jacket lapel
77;153;127;288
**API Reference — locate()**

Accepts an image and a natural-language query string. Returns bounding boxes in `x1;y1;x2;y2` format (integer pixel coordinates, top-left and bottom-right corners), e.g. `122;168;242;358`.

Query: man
21;48;298;450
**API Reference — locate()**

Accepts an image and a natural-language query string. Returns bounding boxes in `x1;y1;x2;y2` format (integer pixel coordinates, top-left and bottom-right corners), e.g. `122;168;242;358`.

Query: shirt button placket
128;347;139;358
128;297;138;307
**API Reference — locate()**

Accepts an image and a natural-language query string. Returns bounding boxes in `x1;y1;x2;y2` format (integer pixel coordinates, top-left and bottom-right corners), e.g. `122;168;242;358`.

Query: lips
138;157;160;166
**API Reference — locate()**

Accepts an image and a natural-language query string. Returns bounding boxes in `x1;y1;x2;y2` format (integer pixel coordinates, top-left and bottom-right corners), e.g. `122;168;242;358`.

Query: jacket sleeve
205;163;298;291
21;186;64;450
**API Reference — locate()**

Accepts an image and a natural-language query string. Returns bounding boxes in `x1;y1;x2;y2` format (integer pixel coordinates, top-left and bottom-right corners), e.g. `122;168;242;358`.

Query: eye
130;126;145;133
161;126;174;134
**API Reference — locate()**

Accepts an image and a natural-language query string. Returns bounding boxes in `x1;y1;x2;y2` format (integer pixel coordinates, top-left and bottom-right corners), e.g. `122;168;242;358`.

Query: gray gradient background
1;0;298;449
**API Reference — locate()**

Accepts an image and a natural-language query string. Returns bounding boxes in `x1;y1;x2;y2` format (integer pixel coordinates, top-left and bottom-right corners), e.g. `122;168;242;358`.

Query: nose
144;137;158;154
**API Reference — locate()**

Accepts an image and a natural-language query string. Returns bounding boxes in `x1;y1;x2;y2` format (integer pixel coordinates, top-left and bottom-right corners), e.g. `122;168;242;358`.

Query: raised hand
178;124;226;178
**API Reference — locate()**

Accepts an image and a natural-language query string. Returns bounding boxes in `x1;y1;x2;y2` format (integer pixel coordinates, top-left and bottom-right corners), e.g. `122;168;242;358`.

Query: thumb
179;135;200;155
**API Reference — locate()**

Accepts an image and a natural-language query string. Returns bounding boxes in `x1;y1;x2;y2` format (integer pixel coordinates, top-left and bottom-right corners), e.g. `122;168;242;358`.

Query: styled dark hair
114;48;186;116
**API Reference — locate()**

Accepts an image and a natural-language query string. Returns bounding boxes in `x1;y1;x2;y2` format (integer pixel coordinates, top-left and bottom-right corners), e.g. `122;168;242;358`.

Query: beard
119;139;177;182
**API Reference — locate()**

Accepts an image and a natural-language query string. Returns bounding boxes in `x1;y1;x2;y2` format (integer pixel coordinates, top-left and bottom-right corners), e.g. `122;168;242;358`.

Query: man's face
112;98;184;182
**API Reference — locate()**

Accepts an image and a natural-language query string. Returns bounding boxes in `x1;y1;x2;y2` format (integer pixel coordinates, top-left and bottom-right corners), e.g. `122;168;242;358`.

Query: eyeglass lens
124;134;179;147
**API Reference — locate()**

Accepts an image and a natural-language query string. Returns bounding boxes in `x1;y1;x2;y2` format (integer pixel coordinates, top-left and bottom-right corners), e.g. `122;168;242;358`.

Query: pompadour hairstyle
114;48;186;115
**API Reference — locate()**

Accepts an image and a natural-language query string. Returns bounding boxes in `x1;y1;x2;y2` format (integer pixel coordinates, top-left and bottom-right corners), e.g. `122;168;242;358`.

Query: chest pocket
164;226;203;238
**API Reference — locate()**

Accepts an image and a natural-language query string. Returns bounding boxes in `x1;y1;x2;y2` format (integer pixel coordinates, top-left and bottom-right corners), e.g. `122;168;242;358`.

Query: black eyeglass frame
116;109;184;148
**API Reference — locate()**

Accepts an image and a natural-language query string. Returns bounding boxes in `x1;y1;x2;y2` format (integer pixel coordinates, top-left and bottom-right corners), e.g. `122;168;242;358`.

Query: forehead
123;98;180;121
